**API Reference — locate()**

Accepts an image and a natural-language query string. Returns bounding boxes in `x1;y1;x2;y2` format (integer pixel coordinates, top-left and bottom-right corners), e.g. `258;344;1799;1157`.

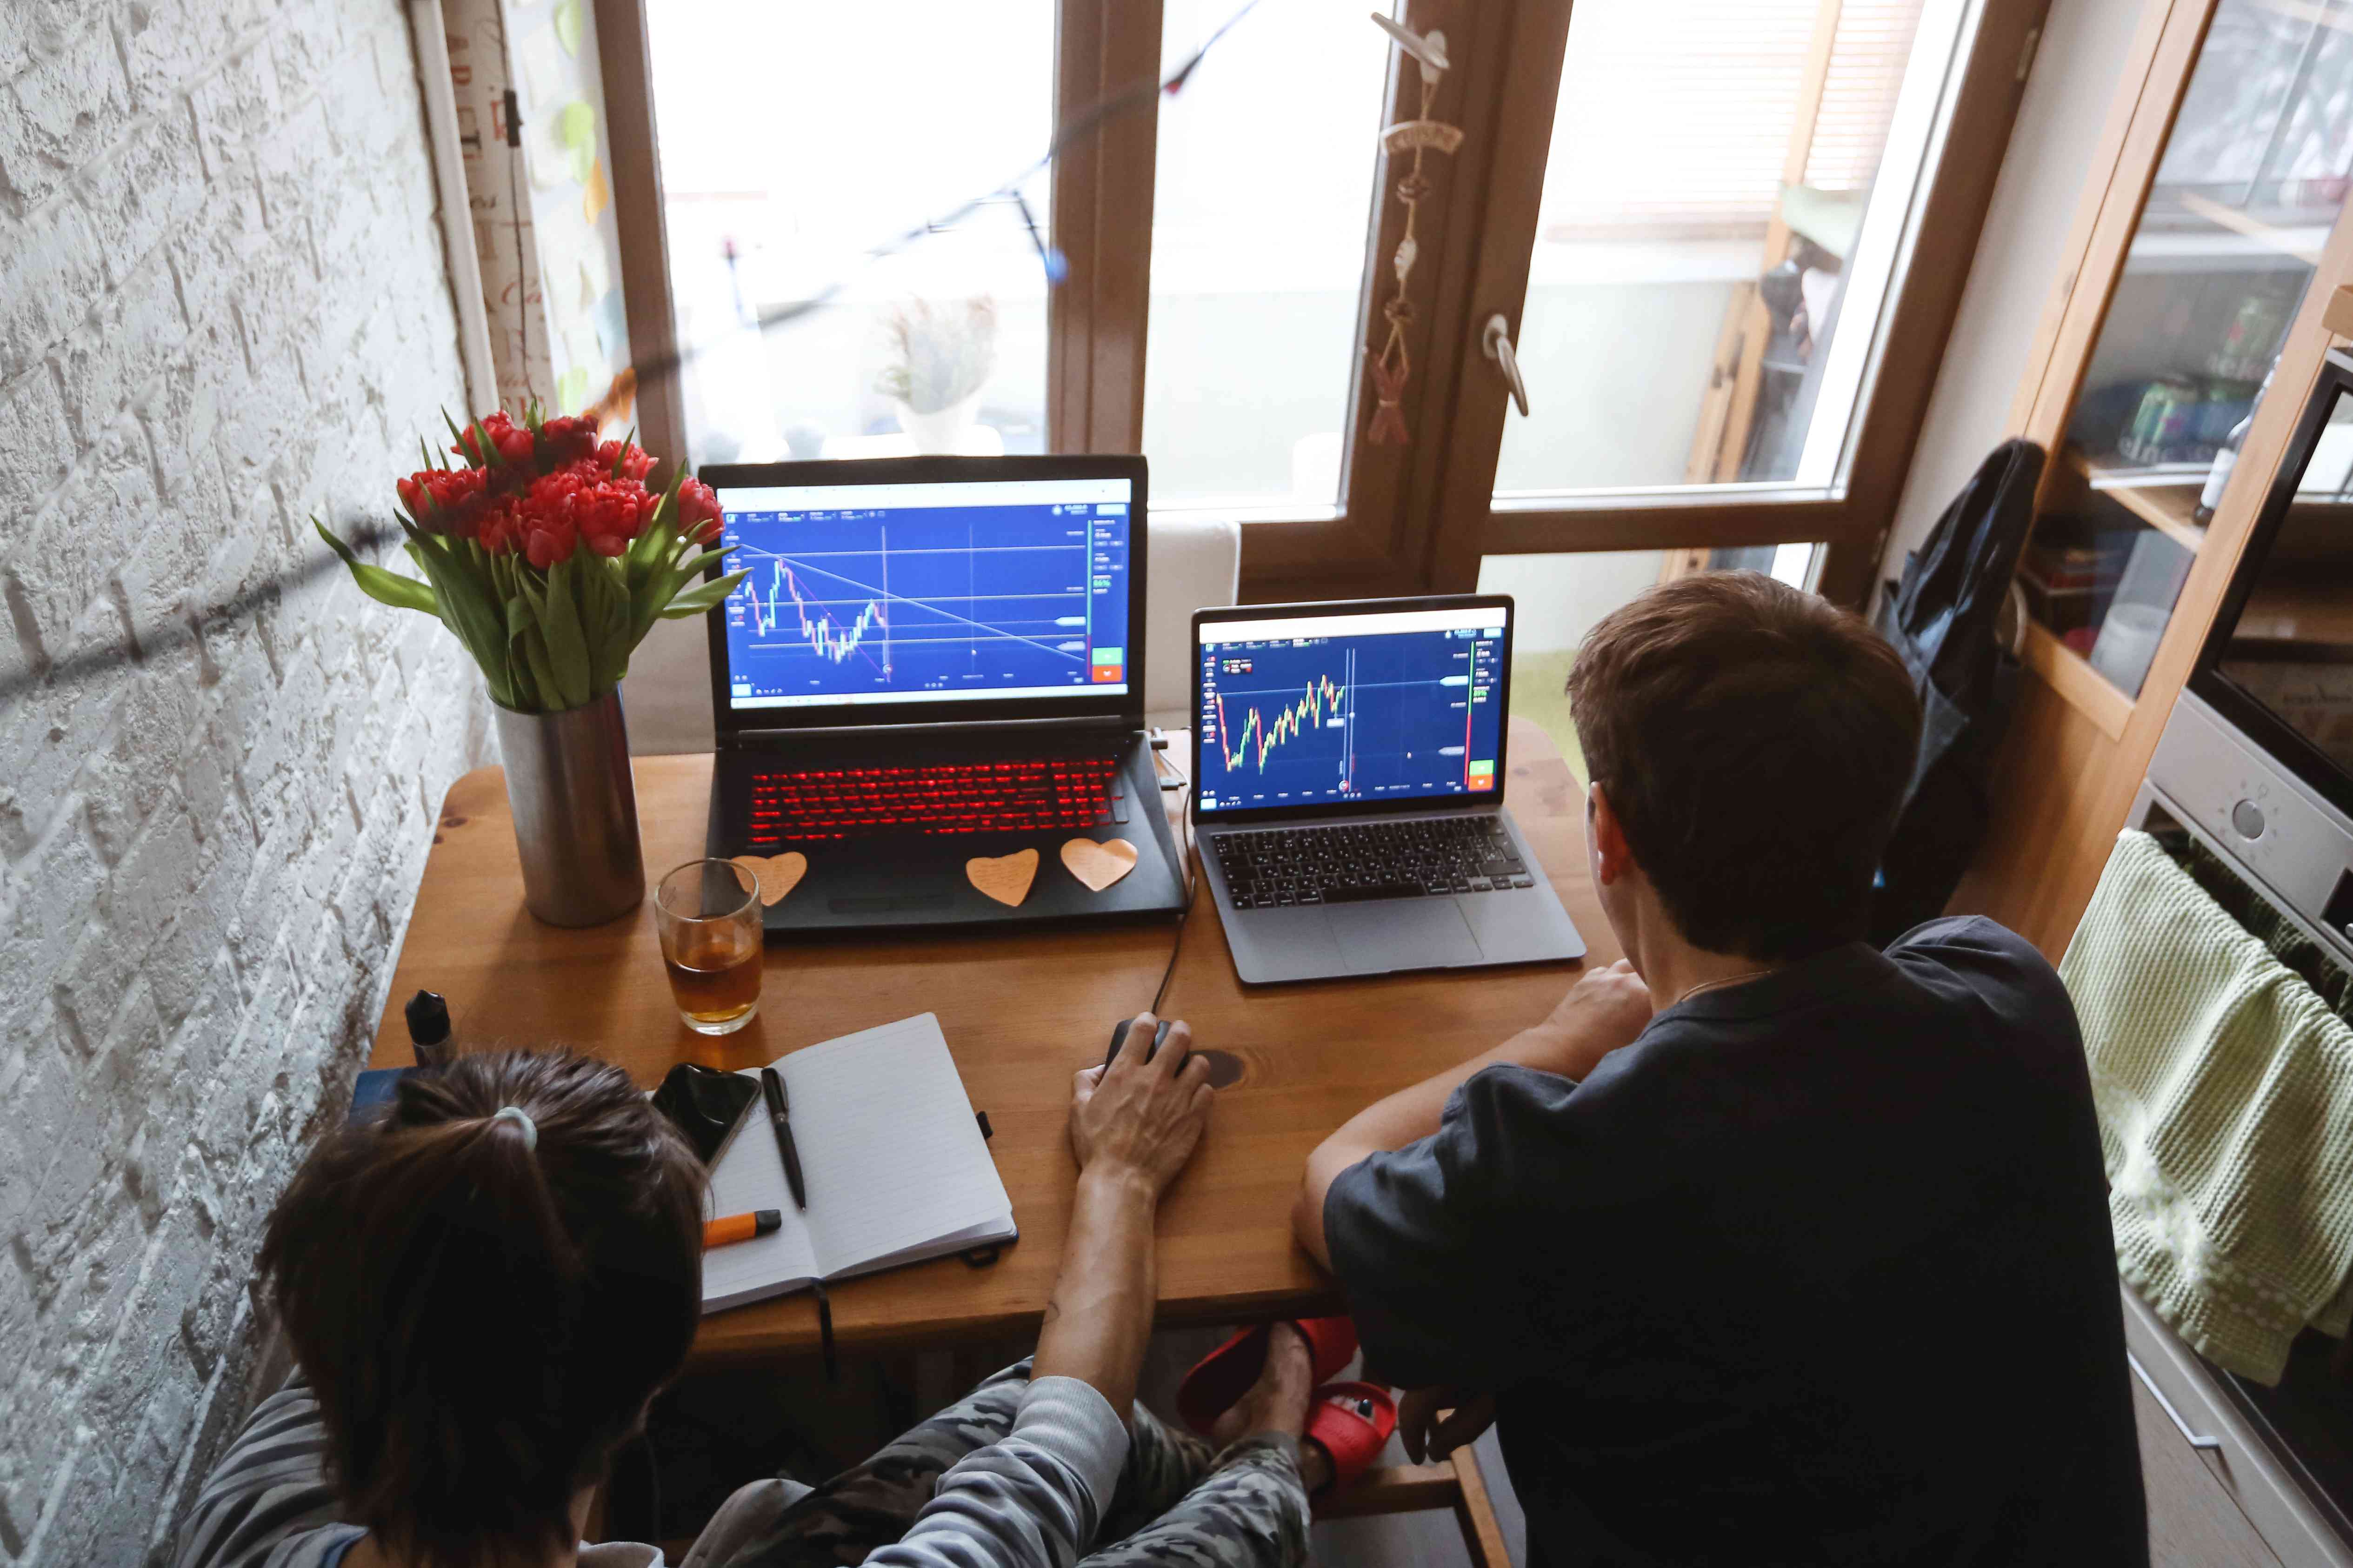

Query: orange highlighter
704;1209;783;1249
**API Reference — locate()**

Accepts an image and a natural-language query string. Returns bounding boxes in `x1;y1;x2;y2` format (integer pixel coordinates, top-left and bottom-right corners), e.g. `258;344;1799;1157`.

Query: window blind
1805;0;1931;193
1538;0;1929;242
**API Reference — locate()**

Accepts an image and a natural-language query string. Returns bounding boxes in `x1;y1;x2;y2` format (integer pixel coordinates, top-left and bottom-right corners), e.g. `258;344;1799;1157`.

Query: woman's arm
172;1376;360;1568
864;1014;1216;1568
1032;1164;1160;1415
1033;1013;1214;1412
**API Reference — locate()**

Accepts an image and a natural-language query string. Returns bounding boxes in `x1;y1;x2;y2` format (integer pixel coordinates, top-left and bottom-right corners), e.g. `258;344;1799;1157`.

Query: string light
0;0;1273;706
584;0;1268;425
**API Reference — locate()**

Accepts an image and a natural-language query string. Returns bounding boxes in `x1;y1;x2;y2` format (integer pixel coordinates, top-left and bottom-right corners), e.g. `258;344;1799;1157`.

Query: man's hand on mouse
1071;1012;1216;1196
1522;960;1655;1081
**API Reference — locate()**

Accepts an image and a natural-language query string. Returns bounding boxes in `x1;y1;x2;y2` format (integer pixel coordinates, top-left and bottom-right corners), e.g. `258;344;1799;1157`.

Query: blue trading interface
716;478;1132;709
1196;605;1507;814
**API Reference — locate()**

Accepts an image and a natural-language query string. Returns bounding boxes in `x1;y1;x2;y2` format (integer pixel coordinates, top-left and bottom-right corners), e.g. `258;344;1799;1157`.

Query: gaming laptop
700;455;1185;933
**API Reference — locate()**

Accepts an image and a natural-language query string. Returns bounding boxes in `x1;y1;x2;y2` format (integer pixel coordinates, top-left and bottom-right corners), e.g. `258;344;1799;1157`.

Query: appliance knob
2232;800;2266;840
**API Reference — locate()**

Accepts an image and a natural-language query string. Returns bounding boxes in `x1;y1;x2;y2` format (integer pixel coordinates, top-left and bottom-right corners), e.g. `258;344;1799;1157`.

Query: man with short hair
1293;572;2146;1566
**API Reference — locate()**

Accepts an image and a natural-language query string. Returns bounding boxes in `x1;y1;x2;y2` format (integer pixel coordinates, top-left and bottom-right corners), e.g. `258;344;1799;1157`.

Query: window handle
2127;1351;2222;1451
1481;314;1530;417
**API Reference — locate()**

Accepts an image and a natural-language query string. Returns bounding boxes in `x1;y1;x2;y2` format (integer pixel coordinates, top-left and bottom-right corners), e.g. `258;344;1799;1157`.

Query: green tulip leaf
658;569;748;619
407;537;518;708
537;557;593;709
443;409;480;468
518;625;562;713
315;518;441;616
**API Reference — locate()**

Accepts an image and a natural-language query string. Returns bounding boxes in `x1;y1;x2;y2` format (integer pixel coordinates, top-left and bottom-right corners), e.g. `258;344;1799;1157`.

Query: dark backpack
1870;439;2045;945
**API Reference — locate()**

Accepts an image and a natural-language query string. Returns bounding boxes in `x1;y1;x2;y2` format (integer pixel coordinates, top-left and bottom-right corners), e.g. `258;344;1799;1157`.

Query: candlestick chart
1213;673;1350;772
1196;623;1504;813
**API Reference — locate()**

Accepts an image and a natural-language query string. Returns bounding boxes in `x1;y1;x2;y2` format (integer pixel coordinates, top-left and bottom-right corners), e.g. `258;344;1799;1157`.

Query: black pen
760;1066;807;1210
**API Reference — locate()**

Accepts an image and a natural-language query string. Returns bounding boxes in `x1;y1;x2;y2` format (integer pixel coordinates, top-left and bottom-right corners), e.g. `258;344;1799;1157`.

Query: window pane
1141;1;1389;510
1493;0;1968;498
1479;550;1669;779
1479;546;1824;777
646;2;1053;467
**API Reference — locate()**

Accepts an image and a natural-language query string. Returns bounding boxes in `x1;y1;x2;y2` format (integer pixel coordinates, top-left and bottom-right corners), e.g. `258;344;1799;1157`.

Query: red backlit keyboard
745;757;1128;843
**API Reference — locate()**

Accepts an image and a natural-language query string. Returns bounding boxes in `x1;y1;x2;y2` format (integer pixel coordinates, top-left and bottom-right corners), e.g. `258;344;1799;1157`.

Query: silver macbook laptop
1190;595;1586;983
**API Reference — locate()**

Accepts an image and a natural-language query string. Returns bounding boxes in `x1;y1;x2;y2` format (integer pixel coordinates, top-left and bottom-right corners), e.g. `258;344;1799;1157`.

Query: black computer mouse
1103;1017;1180;1074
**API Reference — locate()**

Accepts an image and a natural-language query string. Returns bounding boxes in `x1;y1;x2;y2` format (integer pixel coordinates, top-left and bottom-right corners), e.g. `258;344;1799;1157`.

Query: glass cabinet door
2203;387;2353;774
2028;0;2353;698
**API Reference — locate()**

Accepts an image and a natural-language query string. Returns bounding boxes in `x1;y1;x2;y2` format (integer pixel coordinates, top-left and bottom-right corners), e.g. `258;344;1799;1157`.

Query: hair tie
492;1106;538;1150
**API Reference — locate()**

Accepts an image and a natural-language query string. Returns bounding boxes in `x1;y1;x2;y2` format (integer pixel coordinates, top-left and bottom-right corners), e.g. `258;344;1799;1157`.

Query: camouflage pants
720;1359;1309;1568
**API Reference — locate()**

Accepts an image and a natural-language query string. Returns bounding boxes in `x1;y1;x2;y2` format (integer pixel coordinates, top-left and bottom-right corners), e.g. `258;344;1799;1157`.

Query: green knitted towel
2062;828;2353;1384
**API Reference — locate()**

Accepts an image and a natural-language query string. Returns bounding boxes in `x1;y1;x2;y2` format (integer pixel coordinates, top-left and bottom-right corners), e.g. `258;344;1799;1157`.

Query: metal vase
494;688;646;927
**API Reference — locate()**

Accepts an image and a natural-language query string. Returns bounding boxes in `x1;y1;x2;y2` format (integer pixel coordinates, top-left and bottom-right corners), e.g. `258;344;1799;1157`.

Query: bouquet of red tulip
318;407;746;714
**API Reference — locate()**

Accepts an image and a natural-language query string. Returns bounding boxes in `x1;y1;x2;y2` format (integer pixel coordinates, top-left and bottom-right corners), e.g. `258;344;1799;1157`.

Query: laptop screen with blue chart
714;476;1132;712
1194;601;1510;816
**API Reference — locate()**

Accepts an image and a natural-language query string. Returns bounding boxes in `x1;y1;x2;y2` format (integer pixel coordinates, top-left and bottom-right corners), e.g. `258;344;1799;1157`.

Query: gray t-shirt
173;1373;1127;1568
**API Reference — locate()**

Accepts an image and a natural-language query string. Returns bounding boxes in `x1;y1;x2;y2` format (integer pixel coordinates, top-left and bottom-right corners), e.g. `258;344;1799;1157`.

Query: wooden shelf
1972;0;2353;963
2021;620;2134;741
2067;450;2207;552
2235;574;2353;643
2327;283;2353;340
2173;191;2328;266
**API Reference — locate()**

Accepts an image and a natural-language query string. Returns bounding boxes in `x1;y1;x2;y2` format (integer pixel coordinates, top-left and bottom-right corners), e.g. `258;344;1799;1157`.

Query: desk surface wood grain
370;716;1610;1360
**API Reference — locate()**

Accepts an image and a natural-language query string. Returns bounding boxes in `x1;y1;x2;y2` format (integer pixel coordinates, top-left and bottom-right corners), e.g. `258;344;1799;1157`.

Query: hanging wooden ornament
1366;10;1462;446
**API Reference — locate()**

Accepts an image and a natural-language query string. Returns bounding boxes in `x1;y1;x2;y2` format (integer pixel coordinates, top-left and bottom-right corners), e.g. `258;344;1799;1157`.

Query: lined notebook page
784;1014;1013;1277
701;1111;821;1313
697;1014;1013;1314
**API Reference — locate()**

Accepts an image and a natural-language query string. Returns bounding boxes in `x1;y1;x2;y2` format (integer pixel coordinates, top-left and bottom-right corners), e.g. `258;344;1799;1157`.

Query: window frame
1419;0;2056;608
1075;0;1525;604
595;0;2049;611
1048;0;1163;458
592;0;692;471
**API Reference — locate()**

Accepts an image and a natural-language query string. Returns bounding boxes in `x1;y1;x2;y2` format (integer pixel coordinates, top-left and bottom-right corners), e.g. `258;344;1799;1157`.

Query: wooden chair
1315;1442;1513;1568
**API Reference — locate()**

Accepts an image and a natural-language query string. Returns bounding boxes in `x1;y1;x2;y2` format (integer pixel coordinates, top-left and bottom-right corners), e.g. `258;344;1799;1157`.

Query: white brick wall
0;0;490;1561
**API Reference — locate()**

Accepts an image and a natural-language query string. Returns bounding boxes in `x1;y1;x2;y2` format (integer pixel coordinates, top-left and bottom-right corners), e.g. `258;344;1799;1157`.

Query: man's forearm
1292;1019;1573;1267
1337;1017;1575;1157
1031;1166;1158;1416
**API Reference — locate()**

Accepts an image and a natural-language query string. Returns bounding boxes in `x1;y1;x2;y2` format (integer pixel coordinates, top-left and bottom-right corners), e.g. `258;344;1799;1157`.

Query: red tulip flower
597;439;656;482
679;478;724;544
537;414;600;467
321;403;748;715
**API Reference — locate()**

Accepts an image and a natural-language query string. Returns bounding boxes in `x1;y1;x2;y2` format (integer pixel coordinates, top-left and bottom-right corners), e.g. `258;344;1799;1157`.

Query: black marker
760;1066;807;1210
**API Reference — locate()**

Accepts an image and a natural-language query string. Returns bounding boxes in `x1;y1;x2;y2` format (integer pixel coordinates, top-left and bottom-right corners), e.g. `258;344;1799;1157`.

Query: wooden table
369;716;1610;1362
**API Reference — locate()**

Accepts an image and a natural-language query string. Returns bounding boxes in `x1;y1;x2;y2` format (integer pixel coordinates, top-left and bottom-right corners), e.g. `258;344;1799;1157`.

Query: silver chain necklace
1670;968;1777;1009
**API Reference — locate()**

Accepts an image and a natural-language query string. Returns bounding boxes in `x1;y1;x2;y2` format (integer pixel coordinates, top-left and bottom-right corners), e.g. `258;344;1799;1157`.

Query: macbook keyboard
1210;816;1536;908
743;757;1127;844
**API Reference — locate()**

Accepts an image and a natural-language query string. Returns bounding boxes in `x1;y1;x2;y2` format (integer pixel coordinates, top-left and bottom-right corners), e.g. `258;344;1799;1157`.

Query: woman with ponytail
176;1028;1322;1568
179;1049;707;1568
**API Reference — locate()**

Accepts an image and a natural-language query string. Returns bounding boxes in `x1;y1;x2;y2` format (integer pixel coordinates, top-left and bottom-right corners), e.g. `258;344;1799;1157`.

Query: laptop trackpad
827;872;956;915
1328;901;1482;975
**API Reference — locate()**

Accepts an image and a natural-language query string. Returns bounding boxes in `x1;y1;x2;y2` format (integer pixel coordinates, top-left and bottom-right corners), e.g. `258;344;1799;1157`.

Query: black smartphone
650;1063;761;1167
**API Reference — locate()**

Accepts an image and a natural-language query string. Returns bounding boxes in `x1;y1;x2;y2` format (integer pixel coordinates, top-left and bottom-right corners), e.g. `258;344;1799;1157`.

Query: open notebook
701;1013;1017;1314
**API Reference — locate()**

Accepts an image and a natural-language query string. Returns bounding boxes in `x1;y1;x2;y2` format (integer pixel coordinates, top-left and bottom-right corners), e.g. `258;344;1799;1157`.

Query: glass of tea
654;859;764;1035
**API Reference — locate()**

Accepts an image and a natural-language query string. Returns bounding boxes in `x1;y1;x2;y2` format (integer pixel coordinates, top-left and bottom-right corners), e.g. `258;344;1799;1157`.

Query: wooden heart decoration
730;852;808;907
966;847;1040;908
1060;836;1139;892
